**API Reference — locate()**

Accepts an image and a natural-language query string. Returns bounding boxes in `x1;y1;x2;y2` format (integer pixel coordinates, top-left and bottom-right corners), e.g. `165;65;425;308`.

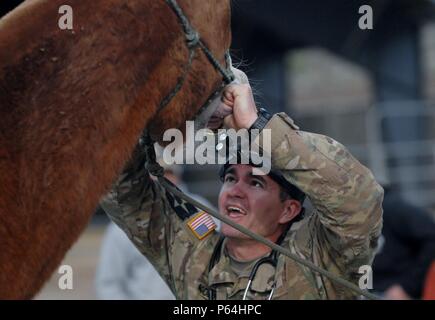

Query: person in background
95;221;175;299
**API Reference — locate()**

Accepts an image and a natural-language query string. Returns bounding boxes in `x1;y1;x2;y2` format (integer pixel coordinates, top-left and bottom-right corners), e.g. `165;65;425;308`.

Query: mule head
0;0;232;299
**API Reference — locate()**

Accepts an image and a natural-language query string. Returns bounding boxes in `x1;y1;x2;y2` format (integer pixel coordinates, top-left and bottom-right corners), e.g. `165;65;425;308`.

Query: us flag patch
187;211;217;240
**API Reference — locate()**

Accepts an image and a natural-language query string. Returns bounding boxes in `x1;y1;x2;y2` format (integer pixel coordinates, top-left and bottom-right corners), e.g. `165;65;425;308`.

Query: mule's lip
226;205;247;215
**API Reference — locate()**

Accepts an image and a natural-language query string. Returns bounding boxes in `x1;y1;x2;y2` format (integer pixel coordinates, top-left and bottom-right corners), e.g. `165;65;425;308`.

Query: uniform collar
207;237;278;298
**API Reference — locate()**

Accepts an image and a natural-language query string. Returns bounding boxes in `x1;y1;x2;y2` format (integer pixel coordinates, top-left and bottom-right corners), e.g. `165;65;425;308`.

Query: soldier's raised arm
255;112;384;296
99;144;174;284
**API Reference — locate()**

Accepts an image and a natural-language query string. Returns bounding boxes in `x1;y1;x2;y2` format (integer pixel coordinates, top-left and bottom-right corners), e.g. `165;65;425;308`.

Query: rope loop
141;133;164;177
186;30;200;48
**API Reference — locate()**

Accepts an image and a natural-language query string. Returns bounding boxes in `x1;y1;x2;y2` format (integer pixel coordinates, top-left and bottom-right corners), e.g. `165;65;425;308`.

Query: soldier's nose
227;181;246;199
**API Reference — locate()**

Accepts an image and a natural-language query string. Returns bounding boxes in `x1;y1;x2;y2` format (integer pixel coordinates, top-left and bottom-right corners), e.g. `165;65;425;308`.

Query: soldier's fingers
224;84;252;103
223;114;237;130
212;102;232;119
207;117;223;130
222;88;235;106
222;95;234;107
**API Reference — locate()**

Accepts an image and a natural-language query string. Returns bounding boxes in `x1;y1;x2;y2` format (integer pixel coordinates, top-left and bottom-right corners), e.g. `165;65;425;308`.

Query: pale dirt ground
34;223;106;300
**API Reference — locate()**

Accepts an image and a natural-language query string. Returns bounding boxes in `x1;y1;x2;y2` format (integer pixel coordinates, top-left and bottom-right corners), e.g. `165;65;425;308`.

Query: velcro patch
187;211;217;240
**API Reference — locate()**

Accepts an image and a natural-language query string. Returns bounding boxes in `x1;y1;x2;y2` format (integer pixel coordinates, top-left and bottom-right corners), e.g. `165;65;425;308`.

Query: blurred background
2;0;434;300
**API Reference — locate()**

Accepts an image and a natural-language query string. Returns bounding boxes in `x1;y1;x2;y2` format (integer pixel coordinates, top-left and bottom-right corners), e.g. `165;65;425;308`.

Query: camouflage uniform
100;113;384;300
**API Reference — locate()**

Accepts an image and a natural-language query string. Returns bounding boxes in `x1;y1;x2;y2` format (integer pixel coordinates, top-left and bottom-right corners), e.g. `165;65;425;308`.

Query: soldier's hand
221;83;258;130
206;102;232;130
207;68;258;131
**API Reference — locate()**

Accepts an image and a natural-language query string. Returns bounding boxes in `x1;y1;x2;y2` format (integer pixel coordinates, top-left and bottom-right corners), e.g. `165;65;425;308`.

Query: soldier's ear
278;199;301;224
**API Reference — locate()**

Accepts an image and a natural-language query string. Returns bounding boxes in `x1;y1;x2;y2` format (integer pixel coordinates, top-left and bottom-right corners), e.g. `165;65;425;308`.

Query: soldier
100;71;384;300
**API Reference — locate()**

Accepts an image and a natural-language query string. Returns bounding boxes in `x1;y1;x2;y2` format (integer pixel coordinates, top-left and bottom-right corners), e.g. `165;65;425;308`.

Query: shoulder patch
165;189;199;220
187;211;217;240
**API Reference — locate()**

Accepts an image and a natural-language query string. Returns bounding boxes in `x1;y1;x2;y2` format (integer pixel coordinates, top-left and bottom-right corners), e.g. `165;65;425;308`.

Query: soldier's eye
251;180;264;188
224;175;235;183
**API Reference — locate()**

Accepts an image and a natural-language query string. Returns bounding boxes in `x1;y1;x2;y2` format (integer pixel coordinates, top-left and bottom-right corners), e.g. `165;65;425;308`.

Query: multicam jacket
100;113;384;300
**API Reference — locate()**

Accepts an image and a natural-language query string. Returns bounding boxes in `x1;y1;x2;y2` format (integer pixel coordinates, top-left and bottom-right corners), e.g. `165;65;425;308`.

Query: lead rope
141;135;380;300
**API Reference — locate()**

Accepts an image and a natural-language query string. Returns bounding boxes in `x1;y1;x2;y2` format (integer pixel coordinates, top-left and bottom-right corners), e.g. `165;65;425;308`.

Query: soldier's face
219;165;299;241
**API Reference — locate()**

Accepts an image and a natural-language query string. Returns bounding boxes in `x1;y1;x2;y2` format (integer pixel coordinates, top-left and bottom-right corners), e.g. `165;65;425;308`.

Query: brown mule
0;0;231;299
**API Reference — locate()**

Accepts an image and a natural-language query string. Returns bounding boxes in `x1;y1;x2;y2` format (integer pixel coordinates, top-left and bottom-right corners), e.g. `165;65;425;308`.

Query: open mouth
226;205;247;219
